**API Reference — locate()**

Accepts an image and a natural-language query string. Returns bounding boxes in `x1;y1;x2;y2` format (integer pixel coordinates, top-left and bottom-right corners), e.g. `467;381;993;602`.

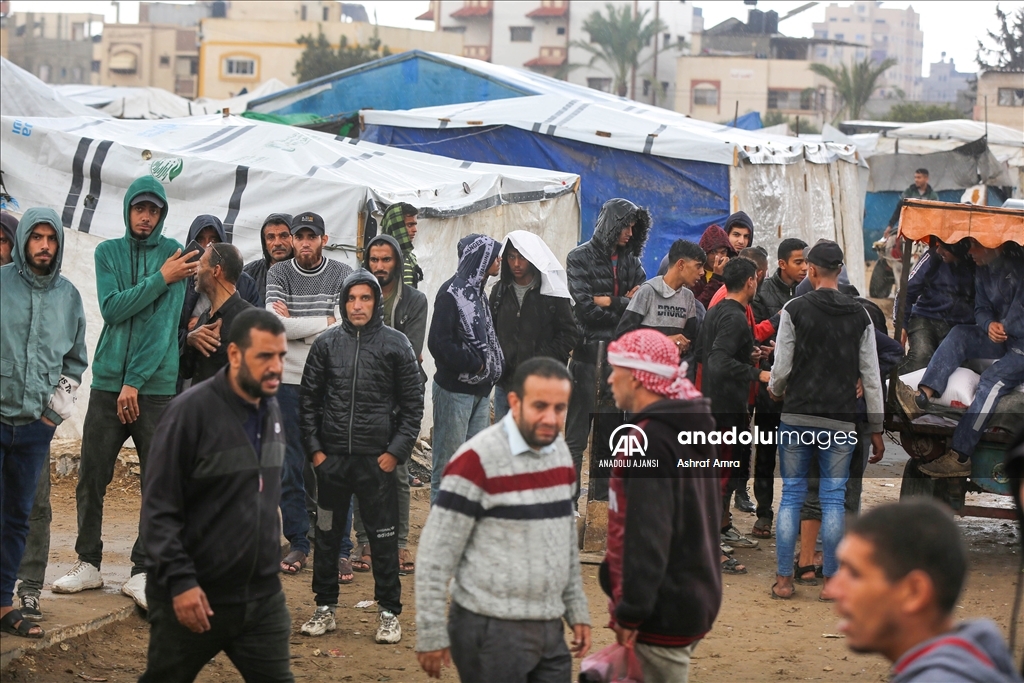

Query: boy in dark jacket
604;329;722;683
489;230;577;419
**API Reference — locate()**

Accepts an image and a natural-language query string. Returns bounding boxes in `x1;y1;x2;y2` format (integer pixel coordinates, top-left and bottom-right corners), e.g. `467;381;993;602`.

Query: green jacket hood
123;176;169;245
14;207;64;288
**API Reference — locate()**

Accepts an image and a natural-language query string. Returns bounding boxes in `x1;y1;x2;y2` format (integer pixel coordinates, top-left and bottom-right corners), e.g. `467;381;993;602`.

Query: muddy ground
3;444;1020;683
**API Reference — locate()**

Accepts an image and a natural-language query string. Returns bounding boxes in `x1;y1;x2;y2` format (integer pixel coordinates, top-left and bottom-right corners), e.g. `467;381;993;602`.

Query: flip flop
351;544;371;573
280;550;307;574
1;609;44;638
399;548;415;575
750;524;773;539
771;582;794;600
721;556;747;574
338;557;354;584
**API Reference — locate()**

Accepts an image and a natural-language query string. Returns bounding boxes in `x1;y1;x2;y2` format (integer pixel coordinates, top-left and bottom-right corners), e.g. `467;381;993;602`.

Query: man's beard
375;268;396;287
237;357;280;399
517;408;559;449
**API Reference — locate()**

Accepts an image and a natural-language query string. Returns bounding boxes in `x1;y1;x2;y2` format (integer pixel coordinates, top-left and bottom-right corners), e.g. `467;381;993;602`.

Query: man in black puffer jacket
298;271;424;643
565;198;650;500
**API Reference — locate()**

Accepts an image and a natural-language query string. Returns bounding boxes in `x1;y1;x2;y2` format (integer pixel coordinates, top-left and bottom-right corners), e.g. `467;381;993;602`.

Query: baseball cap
130;192;165;209
290;212;325;236
806;240;844;268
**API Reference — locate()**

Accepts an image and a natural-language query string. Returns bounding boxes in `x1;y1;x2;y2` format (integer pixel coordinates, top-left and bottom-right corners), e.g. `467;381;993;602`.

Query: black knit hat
806;240;844;269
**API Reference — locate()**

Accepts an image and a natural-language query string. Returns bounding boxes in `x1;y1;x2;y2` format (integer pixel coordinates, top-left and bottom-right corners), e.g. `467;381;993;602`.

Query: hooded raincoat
1;208;88;426
91;177;185;396
242;213;293;306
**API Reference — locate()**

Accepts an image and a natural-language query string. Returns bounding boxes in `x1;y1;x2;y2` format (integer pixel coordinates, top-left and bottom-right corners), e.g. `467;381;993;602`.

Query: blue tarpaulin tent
726;111;763;131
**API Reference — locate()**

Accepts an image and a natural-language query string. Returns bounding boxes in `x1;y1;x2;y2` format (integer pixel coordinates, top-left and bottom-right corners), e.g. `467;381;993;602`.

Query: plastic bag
578;643;644;683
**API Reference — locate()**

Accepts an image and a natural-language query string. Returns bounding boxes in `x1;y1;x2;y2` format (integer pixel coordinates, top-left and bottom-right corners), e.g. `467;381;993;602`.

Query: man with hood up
243;213;294;306
0;211;16;266
427;234;504;505
380;203;423;289
1;208;87;638
692;223;737;309
489;230;577;420
299;271;423;644
565;198;649;500
53;177;192;610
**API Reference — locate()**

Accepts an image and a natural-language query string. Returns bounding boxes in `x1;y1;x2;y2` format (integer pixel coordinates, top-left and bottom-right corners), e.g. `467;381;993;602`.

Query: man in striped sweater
415;357;591;682
266;212;351;574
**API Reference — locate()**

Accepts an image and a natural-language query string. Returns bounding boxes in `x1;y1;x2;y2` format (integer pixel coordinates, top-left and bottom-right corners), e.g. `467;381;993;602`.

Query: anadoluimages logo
150;158;184;182
609;423;648;458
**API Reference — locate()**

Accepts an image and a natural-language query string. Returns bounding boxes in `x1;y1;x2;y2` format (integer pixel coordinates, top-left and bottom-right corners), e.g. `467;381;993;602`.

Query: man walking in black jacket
299;271;424;643
140;308;292;683
565;198;650;500
490;230;577;420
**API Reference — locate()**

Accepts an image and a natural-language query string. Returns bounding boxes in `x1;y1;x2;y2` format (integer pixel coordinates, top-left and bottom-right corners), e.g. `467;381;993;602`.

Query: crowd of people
1;181;1022;683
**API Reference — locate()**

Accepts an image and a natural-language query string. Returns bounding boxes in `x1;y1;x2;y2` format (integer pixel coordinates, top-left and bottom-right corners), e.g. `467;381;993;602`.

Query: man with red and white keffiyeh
601;329;723;683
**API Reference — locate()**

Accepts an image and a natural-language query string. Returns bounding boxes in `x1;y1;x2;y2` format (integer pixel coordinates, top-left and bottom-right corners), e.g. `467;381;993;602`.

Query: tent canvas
0;57;112;119
54;84;194;119
1;114;580;436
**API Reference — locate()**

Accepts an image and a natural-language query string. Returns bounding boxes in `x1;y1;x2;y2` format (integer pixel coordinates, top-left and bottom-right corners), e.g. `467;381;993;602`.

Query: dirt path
4;447;1020;682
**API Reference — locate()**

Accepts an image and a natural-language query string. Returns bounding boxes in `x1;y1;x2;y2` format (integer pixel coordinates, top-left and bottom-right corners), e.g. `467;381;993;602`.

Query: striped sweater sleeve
414;448;487;652
265;265;332;341
562;519;590;626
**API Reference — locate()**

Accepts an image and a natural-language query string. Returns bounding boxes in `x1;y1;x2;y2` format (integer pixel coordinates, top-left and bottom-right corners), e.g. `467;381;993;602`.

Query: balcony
463;45;491;61
524;47;567;68
527;1;568;18
451;1;492;18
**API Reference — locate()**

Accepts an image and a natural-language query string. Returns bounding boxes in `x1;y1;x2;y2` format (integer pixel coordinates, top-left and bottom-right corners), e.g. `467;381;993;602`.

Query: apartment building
975;69;1024;131
811;1;923;100
417;0;696;107
1;10;103;84
98;23;199;98
919;55;973;105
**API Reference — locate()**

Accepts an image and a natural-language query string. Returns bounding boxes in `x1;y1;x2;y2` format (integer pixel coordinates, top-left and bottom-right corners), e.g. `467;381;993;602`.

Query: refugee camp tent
54;84;194;119
0;57;111;119
190;78;289;115
1;114;579;436
362;93;867;289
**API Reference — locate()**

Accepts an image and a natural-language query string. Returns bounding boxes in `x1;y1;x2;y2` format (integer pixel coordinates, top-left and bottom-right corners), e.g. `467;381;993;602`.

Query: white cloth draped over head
500;230;573;301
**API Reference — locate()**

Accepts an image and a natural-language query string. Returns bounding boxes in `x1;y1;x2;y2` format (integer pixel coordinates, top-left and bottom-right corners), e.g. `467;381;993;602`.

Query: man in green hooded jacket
53;177;193;610
380;203;423;289
1;208;88;638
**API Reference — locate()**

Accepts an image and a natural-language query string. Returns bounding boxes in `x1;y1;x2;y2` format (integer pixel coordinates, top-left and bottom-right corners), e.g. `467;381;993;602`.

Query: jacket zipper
347;329;360;454
244;418;263;602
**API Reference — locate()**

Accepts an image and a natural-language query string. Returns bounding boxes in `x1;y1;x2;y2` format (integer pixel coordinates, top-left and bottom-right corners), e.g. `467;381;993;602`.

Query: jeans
140;591;293;683
430;382;490;505
752;409;781;524
920;325;1024;458
17;448;51;598
635;642;697;683
775;422;855;578
565;359;615;502
354;460;410;549
447;601;571;683
900;316;952;374
313;456;401;614
493;385;510;421
275;384;310;556
0;419;55;607
801;423;872;521
76;390;169;573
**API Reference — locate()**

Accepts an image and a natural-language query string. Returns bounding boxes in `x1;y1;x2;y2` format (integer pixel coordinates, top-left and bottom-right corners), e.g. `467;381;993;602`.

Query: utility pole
631;0;638;100
651;0;659;106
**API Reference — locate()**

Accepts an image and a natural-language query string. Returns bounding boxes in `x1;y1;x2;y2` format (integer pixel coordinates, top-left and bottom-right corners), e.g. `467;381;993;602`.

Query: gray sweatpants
635;642;696;683
448;601;571;683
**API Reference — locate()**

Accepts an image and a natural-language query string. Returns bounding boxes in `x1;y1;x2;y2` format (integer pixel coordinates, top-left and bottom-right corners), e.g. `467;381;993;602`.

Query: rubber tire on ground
899;458;937;500
869;259;895;298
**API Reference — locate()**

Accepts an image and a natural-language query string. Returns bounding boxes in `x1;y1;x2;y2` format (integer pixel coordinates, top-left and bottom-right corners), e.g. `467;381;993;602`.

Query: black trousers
753;409;781;523
312;455;401;614
140;591;293;683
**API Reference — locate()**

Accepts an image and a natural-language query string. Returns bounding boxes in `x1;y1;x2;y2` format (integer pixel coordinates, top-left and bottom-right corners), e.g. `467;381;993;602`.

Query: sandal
399;548;415;575
280;550;307;574
338;557;354;584
771;582;794;600
751;521;773;539
721;556;747;574
409;477;424;488
1;609;44;638
794;563;820;586
351;544;371;573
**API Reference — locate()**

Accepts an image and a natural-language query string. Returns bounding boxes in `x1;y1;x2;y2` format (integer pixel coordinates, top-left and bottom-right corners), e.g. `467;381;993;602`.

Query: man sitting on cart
896;238;1024;478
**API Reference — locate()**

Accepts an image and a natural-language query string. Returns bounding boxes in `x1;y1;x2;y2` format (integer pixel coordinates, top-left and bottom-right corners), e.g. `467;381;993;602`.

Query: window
815;46;828;59
301;5;307;20
323;6;329;20
72;67;83;82
693;85;718;106
224;57;256;76
855;34;864;41
556;26;565;35
587;77;612;92
159;55;170;67
835;33;844;40
442;26;466;33
829;17;836;22
768;89;814;111
842;17;850;22
91;59;100;73
510;26;533;42
814;29;827;38
663;32;671;48
643;79;651;97
998;88;1024;106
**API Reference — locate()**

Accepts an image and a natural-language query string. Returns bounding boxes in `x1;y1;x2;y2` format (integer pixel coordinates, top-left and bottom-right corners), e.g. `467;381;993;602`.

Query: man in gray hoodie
833;501;1021;683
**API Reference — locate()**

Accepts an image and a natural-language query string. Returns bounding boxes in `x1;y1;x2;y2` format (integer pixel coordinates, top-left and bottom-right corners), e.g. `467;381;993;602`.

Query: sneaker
721;525;759;549
121;573;148;610
720;542;734;555
52;561;103;593
18;594;42;622
375;610;402;644
895;381;927;421
734;488;755;513
918;451;971;478
301;606;337;637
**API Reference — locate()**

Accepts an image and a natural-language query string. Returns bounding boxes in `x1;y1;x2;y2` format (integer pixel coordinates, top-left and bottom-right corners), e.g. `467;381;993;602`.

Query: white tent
362;93;868;291
191;78;290;115
0;57;111;119
54;84;194;119
1;114;580;436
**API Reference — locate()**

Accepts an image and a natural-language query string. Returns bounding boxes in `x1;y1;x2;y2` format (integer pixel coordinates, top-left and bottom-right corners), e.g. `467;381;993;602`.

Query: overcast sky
10;0;1023;77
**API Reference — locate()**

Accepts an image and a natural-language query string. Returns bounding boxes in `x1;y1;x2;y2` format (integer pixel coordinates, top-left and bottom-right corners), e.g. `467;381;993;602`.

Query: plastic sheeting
726;111;763;130
867;138;1013;192
363;122;730;277
54;85;193;119
0;58;111;119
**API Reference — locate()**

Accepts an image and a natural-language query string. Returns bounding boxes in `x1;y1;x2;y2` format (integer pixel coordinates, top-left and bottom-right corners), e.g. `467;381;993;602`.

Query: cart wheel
899;459;936;500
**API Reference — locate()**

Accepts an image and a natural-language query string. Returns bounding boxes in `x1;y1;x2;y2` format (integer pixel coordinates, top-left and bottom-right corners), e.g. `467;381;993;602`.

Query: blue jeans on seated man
431;381;491;505
919;325;1024;459
775;422;856;579
276;384;310;556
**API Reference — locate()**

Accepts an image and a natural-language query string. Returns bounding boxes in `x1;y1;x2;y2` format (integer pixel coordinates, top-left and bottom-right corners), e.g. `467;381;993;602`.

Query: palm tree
573;3;669;98
809;57;898;121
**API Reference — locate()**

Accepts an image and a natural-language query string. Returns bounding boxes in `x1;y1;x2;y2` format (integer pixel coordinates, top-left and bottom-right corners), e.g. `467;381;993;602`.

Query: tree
810;57;898;121
294;28;391;83
883;102;966;123
977;5;1024;70
572;3;674;97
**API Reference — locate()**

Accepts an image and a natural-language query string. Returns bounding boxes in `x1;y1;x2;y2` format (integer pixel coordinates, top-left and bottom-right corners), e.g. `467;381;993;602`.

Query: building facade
975;70;1024;131
99;23;199;98
811;1;923;101
1;10;103;84
417;0;696;108
919;56;973;105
